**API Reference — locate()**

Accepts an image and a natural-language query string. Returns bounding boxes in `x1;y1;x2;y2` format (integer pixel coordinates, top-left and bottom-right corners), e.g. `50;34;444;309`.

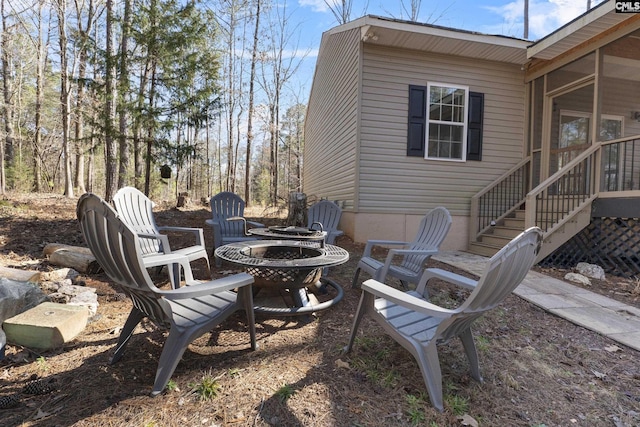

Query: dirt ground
0;192;639;427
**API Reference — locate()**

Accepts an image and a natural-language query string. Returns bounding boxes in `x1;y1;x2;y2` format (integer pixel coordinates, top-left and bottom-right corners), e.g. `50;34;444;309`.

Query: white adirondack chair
113;186;210;288
207;192;265;267
344;227;543;411
307;200;344;245
351;207;452;289
77;193;257;396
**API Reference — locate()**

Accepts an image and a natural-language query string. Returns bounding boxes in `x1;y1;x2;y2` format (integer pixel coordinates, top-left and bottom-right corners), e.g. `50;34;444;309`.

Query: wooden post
287;192;307;227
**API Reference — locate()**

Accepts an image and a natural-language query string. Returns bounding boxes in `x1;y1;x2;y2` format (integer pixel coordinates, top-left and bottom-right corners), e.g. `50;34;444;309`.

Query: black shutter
407;85;426;157
467;91;484;161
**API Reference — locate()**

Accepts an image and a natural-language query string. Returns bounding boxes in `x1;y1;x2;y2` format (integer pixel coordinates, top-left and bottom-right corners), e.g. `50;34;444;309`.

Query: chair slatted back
112;187;162;256
308;200;341;233
78;193;171;327
403;207;452;272
210;192;247;238
435;227;542;343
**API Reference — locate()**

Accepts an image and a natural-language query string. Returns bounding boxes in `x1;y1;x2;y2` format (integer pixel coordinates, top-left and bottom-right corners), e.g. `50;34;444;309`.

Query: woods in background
0;0;306;206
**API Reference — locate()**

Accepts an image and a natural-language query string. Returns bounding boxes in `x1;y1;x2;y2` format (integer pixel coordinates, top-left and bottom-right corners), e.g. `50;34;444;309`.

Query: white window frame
425;82;469;162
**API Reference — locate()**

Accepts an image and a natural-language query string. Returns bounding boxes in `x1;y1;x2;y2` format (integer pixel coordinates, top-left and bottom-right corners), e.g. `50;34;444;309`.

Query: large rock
576;262;606;280
3;302;88;350
0;278;49;359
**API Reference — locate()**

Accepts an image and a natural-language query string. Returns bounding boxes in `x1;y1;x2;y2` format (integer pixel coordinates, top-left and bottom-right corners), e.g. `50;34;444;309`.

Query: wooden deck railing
470;158;530;240
524;145;598;233
471;135;640;245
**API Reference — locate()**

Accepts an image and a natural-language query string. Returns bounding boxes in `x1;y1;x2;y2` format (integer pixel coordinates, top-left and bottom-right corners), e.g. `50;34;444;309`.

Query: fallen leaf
604;345;621;353
458;414;478;427
334;359;350;369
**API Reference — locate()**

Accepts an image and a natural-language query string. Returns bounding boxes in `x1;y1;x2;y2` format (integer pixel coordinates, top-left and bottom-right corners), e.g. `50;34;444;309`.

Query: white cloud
484;0;606;40
298;0;329;13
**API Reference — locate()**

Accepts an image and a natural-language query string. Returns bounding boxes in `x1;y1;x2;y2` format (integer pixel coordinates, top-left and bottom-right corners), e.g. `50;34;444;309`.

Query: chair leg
344;291;373;353
351;267;362;288
151;329;192;396
416;343;444;412
110;308;145;364
170;263;181;289
238;286;258;351
459;328;482;382
201;256;212;279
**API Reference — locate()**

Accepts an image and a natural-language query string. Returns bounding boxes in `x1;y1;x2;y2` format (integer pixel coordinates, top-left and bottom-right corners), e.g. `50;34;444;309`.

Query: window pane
441;105;452;121
426;84;467;160
452;142;462;158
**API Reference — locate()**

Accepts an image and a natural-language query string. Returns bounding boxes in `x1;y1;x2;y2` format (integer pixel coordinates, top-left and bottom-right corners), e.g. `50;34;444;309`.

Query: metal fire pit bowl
248;226;327;244
240;244;323;289
215;240;349;316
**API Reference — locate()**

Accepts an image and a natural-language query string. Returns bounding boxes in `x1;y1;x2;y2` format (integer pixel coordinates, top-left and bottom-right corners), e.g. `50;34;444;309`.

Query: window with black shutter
407;84;484;161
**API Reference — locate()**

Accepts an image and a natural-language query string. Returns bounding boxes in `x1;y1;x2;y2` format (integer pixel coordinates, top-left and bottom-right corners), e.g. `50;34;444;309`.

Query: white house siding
350;44;526;247
303;28;361;206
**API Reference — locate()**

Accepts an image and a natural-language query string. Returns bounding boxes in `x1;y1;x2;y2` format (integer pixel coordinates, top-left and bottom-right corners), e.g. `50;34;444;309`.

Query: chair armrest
137;232;173;253
415;267;478;295
246;220;265;229
377;248;438;281
141;252;197;284
362;279;453;318
157;226;206;246
205;220;222;248
160;273;254;299
363;240;410;257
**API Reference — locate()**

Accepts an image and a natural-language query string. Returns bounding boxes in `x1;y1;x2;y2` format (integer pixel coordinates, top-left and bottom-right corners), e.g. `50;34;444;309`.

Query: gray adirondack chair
345;227;543;411
113;186;210;289
77;193;257;396
307;200;344;245
351;206;452;289
207;192;265;266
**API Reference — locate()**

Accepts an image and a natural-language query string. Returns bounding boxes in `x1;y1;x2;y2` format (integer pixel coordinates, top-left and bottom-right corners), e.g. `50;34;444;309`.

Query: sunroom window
427;83;468;161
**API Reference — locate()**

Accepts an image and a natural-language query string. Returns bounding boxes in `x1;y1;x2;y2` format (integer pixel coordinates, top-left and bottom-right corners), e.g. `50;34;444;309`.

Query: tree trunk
104;0;117;201
245;0;260;206
1;0;16;194
57;0;73;197
117;0;131;189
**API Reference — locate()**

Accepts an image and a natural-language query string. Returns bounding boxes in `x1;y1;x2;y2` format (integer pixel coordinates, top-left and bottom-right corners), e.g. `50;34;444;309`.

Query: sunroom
470;8;640;277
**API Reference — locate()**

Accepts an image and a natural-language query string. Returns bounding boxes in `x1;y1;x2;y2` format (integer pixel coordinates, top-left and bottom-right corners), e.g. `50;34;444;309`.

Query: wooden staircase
469;209;526;257
468;202;593;260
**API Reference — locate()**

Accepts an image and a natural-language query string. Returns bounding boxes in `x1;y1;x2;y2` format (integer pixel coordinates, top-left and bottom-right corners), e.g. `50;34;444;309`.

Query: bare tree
244;0;261;206
524;0;529;39
104;0;117;200
259;2;307;204
0;0;17;194
324;0;352;24
117;0;131;189
56;0;74;197
400;0;421;21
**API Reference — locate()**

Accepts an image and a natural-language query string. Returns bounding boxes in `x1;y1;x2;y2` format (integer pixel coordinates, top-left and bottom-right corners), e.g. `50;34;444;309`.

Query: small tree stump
287;192;307;227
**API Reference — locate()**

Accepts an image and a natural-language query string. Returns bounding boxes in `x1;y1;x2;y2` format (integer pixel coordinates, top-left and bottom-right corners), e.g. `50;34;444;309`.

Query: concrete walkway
432;251;640;352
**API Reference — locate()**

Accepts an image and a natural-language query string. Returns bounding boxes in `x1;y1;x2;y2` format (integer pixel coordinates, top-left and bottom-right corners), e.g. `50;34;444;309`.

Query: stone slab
549;306;640;335
3;302;88;349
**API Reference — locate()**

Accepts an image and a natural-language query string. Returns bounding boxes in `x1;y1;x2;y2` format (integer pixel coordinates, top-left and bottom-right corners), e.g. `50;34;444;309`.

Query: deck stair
468;210;526;257
468;203;592;260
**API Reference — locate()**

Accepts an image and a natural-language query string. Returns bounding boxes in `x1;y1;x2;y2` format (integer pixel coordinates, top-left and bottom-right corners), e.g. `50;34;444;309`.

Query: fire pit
248;225;327;245
215;240;349;316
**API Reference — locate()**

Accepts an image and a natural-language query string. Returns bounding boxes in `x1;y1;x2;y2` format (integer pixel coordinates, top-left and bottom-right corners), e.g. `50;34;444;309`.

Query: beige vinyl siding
303;28;361;206
358;44;526;215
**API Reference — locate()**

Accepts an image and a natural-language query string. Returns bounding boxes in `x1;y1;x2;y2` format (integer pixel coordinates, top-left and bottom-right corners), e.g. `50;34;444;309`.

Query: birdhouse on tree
160;164;172;179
